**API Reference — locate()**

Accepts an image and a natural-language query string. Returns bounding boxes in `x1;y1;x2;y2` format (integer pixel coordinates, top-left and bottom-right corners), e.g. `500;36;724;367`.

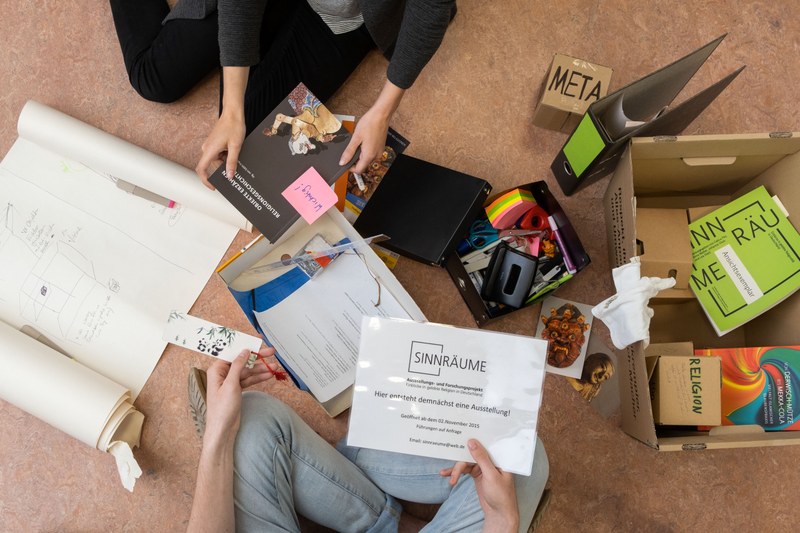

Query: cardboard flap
617;343;660;448
708;425;764;437
636;66;745;139
593;34;727;123
629;134;800;197
645;356;659;380
735;141;800;219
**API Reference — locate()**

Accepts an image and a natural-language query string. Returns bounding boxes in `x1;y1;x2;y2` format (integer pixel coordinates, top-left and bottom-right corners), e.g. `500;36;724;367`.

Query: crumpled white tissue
108;441;143;492
591;258;676;349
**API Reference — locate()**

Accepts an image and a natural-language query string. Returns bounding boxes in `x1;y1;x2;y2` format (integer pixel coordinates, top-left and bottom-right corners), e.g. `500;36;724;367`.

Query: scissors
467;219;500;250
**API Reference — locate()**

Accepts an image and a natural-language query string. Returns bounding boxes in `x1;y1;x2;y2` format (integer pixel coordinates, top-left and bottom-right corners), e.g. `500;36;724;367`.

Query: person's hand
467;439;519;533
339;105;391;175
440;460;476;486
203;347;280;448
195;110;245;191
339;80;405;175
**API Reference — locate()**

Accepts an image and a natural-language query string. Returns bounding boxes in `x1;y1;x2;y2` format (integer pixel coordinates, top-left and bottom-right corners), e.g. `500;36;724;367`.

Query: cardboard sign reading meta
533;54;613;132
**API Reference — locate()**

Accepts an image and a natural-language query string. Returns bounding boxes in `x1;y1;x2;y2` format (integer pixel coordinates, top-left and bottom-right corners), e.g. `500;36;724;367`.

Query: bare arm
195;66;249;190
187;348;279;532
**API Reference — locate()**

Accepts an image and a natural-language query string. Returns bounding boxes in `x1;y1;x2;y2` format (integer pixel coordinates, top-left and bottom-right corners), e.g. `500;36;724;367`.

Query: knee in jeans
234;393;295;469
240;392;294;432
534;438;549;481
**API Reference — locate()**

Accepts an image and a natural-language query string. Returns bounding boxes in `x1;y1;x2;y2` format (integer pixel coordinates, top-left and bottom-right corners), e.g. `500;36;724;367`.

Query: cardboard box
551;35;744;196
216;209;426;417
635;208;693;289
603;131;800;450
533;54;613;133
646;349;721;427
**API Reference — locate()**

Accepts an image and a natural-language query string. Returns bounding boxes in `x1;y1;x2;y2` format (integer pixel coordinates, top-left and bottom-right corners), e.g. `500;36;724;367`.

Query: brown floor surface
2;1;800;532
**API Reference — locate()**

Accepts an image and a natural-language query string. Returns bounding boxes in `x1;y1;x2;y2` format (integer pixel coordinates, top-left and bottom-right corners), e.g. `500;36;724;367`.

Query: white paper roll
16;100;250;231
0;320;141;452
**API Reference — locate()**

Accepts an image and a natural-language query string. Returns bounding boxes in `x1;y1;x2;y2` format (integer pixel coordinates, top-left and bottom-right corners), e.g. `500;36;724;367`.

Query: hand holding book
340;80;405;174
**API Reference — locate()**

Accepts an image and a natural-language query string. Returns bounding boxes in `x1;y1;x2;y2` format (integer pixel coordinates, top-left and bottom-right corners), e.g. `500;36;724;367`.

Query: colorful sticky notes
485;188;537;230
282;167;338;224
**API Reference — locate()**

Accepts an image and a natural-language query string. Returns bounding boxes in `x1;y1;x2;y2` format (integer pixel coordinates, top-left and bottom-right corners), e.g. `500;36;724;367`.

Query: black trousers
109;0;375;133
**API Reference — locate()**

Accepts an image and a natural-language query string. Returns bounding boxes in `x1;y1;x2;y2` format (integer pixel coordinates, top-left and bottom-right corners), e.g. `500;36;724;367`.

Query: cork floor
2;1;800;531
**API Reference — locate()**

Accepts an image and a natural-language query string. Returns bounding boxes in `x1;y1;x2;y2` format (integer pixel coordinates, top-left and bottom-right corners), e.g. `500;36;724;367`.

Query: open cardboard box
217;210;425;417
603;131;800;450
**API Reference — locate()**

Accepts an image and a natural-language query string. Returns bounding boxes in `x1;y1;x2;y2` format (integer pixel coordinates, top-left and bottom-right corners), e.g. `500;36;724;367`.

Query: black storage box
446;181;590;325
355;156;590;325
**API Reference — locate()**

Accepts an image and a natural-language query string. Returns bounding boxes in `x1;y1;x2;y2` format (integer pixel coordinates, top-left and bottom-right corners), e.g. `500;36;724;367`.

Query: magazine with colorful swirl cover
696;346;800;431
688;186;800;335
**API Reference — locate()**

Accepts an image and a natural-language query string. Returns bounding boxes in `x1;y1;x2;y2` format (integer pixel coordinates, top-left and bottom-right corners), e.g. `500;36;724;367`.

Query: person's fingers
239;372;272;388
240;358;275;380
339;136;360;167
206;358;232;390
439;467;454;477
446;461;472;486
258;346;276;358
467;439;496;479
225;143;241;181
352;151;371;175
225;351;249;387
195;149;219;190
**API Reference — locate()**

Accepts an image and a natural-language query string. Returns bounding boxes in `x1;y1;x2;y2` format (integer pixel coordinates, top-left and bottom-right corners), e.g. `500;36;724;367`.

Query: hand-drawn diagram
1;202;115;345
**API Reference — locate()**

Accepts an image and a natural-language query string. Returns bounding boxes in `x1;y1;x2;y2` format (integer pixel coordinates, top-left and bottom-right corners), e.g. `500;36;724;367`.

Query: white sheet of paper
254;252;413;403
347;317;547;476
535;296;594;378
0;104;240;397
163;311;262;362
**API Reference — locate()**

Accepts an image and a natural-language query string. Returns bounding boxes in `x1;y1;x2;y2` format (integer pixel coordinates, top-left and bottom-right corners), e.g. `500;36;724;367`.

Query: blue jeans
233;392;549;532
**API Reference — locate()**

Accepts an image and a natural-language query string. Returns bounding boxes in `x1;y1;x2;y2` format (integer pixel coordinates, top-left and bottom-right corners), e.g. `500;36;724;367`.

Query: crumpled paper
108;441;143;492
592;257;676;349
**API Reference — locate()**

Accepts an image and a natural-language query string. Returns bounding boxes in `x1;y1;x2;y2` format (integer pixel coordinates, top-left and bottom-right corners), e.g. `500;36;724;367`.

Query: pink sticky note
282;167;338;224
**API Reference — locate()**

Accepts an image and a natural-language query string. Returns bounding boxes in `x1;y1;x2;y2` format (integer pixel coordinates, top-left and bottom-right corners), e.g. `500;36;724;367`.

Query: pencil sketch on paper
0;202;116;346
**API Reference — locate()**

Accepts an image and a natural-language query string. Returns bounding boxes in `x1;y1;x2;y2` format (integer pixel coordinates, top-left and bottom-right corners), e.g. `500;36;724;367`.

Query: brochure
348;317;547;475
688;186;800;335
696;345;800;430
